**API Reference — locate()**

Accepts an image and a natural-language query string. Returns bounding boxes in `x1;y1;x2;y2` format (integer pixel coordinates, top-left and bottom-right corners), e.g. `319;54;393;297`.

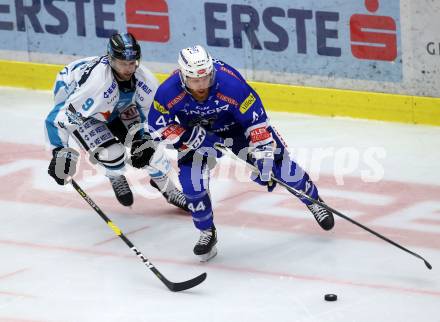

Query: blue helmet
107;33;141;61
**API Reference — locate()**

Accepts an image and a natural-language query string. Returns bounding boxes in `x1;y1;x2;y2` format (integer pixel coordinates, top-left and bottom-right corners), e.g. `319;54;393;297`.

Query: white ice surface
0;87;439;322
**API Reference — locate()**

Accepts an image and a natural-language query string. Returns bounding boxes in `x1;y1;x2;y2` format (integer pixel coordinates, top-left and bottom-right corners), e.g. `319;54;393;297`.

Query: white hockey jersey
45;55;158;149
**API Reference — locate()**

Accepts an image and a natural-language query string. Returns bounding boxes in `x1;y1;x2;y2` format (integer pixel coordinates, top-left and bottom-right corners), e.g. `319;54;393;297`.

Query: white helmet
178;45;215;88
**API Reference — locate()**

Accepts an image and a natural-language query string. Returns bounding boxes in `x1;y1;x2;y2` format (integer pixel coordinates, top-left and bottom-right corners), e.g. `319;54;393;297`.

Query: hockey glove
130;133;156;169
183;125;223;157
48;147;79;185
251;145;276;192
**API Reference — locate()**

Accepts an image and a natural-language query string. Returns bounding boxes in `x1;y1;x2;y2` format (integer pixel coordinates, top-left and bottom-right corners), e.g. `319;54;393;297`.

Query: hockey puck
324;294;337;301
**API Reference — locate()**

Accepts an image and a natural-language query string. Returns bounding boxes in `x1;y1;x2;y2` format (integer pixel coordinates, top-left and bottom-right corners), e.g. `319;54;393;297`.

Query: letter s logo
126;0;170;42
350;0;397;61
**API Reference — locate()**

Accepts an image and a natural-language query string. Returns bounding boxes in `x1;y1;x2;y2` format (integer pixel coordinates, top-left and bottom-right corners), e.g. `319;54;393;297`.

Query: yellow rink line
1;59;439;126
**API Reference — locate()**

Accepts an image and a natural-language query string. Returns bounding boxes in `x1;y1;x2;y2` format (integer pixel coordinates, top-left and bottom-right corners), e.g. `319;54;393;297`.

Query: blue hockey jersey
148;60;274;150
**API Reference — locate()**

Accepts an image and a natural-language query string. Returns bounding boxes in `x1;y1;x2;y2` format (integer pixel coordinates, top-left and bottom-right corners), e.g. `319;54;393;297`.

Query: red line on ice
0;268;29;280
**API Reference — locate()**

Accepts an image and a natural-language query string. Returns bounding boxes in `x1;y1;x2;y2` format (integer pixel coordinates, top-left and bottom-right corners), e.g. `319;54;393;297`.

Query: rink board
1;59;439;126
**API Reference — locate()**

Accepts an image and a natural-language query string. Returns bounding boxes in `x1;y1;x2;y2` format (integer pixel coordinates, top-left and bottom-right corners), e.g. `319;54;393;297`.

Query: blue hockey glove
183;125;223;157
48;147;79;185
251;145;276;192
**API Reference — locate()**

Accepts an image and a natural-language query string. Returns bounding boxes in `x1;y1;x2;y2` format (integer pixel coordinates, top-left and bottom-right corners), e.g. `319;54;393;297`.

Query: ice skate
306;197;334;230
193;225;217;262
109;175;133;206
150;179;188;211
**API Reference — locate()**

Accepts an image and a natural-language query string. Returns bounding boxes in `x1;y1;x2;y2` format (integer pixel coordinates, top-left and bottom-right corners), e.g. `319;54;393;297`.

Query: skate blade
198;246;217;262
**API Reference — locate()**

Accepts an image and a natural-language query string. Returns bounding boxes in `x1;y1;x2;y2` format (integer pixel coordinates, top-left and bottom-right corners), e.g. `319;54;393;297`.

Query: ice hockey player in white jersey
45;32;187;210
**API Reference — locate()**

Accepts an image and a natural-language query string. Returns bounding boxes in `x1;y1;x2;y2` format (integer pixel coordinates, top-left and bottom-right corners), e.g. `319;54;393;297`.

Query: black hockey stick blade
424;260;433;270
165;272;207;292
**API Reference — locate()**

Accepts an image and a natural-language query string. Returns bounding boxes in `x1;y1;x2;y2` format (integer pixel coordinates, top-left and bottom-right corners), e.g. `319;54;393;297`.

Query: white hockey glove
251;144;276;192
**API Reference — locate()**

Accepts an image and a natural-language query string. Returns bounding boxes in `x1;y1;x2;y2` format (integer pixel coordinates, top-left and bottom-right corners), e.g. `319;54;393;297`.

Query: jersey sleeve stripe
45;102;67;148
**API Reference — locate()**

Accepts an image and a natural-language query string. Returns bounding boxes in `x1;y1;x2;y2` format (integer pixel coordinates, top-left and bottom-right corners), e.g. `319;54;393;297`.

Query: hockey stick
70;179;207;291
215;144;432;270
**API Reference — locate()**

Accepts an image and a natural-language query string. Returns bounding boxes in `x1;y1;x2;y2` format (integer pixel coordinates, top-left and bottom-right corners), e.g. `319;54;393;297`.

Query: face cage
179;67;216;90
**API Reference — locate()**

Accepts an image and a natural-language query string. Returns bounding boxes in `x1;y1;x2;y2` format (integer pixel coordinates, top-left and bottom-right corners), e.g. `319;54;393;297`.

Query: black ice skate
109;175;133;207
150;179;189;211
193;225;217;262
307;197;334;231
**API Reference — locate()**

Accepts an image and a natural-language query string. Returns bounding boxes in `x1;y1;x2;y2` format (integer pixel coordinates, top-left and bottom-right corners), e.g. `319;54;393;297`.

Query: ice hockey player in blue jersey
148;45;334;261
45;33;187;211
